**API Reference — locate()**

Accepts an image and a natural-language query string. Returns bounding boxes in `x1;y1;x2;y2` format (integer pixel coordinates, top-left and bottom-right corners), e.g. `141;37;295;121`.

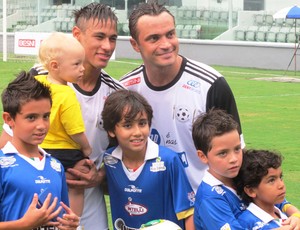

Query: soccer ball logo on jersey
174;105;190;122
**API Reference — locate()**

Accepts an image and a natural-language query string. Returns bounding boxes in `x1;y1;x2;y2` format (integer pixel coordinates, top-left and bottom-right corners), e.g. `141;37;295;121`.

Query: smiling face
73;18;117;71
108;110;150;157
198;130;242;186
130;12;179;69
5;98;51;148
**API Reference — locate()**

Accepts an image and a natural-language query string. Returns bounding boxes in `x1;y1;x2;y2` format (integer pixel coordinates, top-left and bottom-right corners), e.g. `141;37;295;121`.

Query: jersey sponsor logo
35;176;51;184
50;158;62;172
174;106;190;122
103;155;118;167
0;156;17;167
212;185;226;196
182;80;201;94
122;77;141;87
124;185;142;193
150;157;166;172
187;80;201;88
125;198;148;216
114;218;139;230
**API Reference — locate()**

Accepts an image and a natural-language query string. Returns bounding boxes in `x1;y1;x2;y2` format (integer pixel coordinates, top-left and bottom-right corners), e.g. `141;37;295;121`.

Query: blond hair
38;32;83;71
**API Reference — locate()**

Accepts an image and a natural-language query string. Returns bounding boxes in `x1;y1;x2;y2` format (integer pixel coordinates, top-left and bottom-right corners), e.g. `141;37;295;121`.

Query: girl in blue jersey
0;71;79;229
192;109;300;230
102;89;195;230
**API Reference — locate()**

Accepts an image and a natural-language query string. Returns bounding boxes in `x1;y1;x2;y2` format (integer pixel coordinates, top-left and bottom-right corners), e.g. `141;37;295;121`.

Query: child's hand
56;202;80;230
21;193;61;229
282;215;300;230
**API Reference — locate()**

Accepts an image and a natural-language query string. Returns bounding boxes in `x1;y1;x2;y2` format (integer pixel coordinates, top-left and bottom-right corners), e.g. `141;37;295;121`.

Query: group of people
0;1;299;230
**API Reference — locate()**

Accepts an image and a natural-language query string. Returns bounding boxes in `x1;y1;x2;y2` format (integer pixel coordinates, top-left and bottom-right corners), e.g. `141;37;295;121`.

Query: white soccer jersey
120;56;243;192
68;70;123;230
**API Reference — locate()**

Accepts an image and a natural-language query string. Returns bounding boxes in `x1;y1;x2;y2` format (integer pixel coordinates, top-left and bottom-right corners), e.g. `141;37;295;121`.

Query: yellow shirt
35;75;85;149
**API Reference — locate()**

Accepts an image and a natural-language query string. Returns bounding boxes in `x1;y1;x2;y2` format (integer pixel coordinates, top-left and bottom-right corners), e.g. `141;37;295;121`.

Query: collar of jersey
111;137;159;161
247;202;287;224
2;141;50;157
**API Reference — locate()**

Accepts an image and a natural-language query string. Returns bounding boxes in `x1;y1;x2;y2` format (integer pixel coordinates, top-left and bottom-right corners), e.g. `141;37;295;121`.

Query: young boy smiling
102;89;195;230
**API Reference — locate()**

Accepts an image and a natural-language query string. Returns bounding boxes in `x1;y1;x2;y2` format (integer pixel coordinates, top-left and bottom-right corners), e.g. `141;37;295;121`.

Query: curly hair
234;149;283;203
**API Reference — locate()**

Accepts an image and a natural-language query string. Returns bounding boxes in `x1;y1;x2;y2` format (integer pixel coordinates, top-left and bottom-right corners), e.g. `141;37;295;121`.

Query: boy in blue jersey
192;109;300;230
235;149;293;229
101;89;195;230
0;71;79;229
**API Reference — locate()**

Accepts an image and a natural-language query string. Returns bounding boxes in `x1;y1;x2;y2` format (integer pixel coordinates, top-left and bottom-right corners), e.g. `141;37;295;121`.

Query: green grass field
0;59;300;226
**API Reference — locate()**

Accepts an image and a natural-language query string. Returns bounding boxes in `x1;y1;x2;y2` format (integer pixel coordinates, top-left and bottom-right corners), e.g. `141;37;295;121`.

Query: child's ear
197;150;208;164
2;112;13;127
108;130;116;138
244;186;257;198
49;60;59;71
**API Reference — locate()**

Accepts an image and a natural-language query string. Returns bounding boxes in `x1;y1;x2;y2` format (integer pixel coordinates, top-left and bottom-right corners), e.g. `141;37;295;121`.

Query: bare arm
185;214;195;230
70;132;92;157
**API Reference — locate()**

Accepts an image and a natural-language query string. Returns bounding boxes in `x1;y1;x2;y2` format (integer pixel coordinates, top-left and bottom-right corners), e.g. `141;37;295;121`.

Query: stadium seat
181;25;193;38
235;28;246;41
176;24;184;37
274;18;284;27
256;26;269;42
245;26;258;41
285;18;295;28
286;32;297;43
254;14;265;26
265;14;274;27
266;26;280;42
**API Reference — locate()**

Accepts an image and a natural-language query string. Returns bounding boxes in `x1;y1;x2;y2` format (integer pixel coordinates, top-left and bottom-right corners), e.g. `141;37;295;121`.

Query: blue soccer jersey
0;142;69;222
194;171;247;230
103;138;195;230
238;203;288;229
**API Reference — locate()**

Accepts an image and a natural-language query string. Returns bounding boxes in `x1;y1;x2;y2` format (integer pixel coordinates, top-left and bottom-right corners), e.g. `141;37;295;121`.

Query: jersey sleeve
206;77;242;135
194;197;245;230
169;153;195;219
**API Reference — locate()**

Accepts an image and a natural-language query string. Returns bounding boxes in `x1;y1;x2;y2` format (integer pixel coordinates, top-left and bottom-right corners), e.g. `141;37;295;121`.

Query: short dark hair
235;149;283;203
102;89;153;146
129;1;174;41
192;108;239;155
1;71;52;119
74;3;118;32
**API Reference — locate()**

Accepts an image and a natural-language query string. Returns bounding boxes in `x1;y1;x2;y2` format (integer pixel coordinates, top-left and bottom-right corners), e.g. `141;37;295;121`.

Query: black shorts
44;149;87;171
